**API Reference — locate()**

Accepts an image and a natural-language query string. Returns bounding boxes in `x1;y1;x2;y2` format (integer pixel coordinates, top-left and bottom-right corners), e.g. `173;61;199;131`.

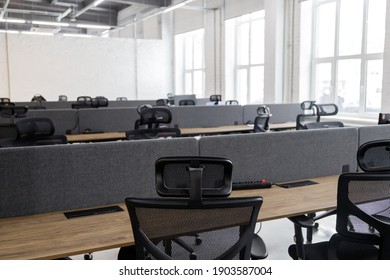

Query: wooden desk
180;125;253;136
65;122;296;142
0;175;338;260
66;132;126;143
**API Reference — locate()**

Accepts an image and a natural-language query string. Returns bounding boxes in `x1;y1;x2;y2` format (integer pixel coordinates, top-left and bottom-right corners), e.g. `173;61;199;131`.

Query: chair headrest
357;140;390;172
16;118;55;139
138;107;172;126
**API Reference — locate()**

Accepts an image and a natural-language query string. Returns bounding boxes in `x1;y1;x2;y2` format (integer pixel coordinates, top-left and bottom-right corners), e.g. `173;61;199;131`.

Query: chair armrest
288;215;315;228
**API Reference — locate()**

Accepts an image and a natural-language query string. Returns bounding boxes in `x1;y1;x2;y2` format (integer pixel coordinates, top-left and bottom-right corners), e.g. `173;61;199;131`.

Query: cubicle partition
14;101;73;109
22;109;78;135
0;137;199;219
77;107;139;133
358;124;390;146
170;105;243;128
243;103;302;124
199;127;358;183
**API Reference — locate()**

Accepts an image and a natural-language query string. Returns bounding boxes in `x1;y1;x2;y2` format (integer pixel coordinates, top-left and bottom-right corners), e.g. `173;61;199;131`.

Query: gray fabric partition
14;101;73;109
19;109;78;135
243;103;302;124
199;128;358;183
0;137;198;218
170;105;243;128
78;107;139;133
108;100;155;108
358;125;390;146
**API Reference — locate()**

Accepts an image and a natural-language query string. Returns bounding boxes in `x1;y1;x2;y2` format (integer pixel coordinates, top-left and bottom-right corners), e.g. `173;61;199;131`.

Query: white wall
0;32;172;102
0;34;10;98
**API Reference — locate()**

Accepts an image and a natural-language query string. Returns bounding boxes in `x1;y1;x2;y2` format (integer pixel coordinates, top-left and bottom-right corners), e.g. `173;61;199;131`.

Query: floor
70;212;336;260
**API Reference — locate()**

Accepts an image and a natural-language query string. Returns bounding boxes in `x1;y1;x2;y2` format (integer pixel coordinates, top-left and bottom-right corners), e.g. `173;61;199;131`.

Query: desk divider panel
78;107;139;133
199;127;358;183
358;125;390;146
0;137;199;218
243;103;302;124
170;105;243;128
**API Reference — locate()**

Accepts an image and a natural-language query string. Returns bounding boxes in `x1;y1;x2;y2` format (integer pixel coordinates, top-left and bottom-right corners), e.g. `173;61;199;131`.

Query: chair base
251;234;268;260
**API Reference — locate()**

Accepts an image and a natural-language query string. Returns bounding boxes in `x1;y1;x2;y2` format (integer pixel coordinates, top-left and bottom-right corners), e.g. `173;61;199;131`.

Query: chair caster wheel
190;253;197;260
84;253;93;260
195;237;202;245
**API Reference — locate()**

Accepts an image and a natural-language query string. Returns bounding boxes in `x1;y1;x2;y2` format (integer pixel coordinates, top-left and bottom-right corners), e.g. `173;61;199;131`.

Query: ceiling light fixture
0;18;26;24
63;33;94;38
76;23;111;29
32;21;70;27
0;30;19;34
21;31;54;36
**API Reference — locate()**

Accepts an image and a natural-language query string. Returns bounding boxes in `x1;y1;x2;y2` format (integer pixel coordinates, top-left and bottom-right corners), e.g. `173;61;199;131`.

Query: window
225;10;265;105
309;0;386;113
175;29;205;96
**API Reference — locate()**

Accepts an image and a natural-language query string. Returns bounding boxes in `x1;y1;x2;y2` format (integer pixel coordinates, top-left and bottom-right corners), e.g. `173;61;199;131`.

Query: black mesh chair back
58;95;68;101
126;127;181;140
135;107;172;129
253;106;271;133
254;116;270;132
179;99;196;106
210;95;222;105
357;140;390;172
125;196;262;260
305;121;344;129
333;173;390;259
1;118;67;147
125;156;263;260
296;114;320;130
116;97;128;101
225;100;239;105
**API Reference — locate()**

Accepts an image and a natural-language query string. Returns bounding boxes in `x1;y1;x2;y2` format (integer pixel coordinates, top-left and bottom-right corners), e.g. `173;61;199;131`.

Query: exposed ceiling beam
0;0;10;20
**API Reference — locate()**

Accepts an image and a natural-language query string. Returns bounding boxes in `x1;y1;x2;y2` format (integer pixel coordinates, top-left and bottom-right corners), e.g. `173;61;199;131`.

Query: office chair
125;156;263;260
134;106;172;130
0;97;11;105
156;99;169;106
72;96;108;109
305;121;344;129
225;100;239;105
288;172;390;260
116;97;128;101
0;117;67;147
253;105;271;133
296;101;319;130
31;94;46;103
209;95;222;105
378;113;390;124
0;105;28;124
179;99;196;106
58;95;68;101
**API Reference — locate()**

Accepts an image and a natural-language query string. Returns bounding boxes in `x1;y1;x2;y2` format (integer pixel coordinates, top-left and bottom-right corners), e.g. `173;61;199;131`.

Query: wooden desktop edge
65;123;296;142
0;175;338;260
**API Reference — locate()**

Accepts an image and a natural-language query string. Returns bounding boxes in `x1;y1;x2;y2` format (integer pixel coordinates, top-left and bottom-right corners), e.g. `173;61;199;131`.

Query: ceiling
0;0;173;35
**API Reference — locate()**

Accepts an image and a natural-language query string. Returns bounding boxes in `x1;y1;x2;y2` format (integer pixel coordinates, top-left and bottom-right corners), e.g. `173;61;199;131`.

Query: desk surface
66;123;296;142
66;132;126;143
0;175;338;260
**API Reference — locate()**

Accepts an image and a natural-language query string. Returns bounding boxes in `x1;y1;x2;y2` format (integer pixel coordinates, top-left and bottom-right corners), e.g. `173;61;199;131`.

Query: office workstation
1;0;390;264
